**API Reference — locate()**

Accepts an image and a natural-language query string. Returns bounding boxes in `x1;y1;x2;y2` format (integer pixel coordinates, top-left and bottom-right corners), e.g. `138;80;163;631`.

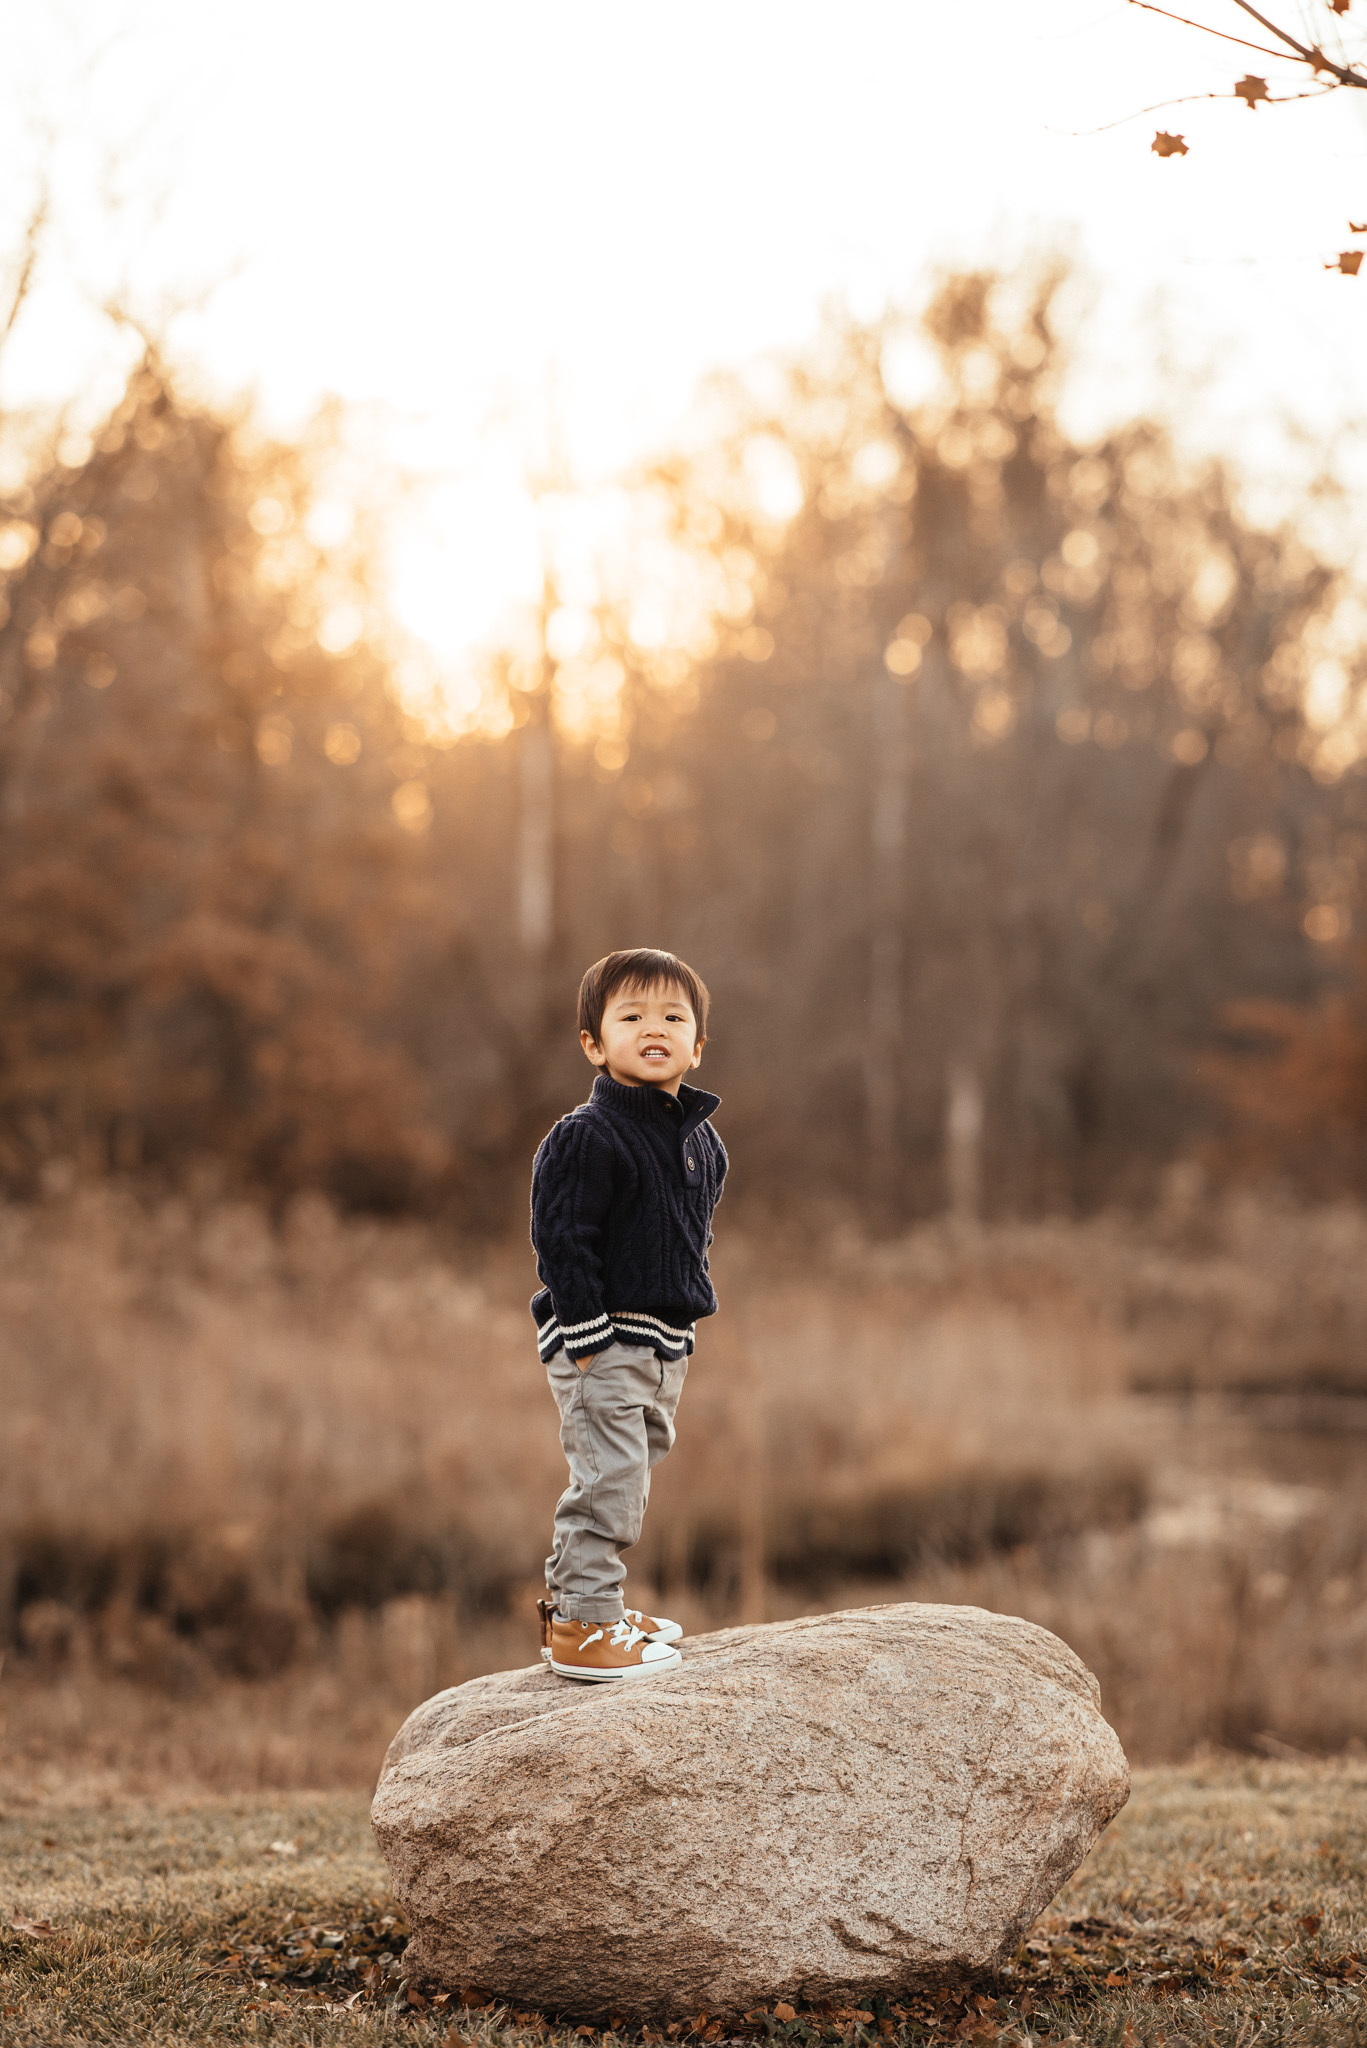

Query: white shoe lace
607;1619;649;1652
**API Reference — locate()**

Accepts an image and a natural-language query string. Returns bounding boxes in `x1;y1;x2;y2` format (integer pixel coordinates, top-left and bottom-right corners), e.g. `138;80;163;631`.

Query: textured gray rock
371;1603;1128;2019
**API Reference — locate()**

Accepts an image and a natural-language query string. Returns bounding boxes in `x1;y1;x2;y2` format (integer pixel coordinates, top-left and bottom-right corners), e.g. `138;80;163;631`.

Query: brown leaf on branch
1309;45;1334;71
1152;130;1189;155
1234;74;1270;107
1331;0;1350;16
1327;250;1364;271
1350;221;1367;232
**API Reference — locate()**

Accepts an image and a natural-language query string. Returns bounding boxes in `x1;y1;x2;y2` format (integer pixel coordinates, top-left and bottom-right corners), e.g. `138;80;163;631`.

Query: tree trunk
945;1056;985;1222
864;655;909;1219
516;708;554;958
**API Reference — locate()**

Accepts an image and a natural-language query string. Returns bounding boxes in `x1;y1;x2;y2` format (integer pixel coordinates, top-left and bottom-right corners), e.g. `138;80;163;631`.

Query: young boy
530;948;726;1681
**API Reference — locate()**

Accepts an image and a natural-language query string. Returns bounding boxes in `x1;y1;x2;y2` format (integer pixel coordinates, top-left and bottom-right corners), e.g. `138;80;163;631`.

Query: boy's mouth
641;1046;670;1062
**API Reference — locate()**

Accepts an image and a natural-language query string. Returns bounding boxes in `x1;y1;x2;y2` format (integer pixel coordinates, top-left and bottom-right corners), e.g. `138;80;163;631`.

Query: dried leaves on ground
1;1761;1364;2046
194;1901;1367;2040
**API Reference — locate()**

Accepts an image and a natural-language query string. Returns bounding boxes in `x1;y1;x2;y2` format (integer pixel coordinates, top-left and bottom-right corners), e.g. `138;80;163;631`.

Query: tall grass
2;1179;1366;1786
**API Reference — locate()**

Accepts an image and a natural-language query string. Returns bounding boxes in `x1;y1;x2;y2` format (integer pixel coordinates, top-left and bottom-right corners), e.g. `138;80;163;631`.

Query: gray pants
544;1339;688;1624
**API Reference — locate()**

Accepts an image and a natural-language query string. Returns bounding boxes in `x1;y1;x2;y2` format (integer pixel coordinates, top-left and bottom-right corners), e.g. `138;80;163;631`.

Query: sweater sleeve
530;1114;616;1360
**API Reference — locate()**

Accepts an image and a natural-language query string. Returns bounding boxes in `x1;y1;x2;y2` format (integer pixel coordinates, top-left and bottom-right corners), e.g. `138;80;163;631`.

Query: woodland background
3;269;1367;1787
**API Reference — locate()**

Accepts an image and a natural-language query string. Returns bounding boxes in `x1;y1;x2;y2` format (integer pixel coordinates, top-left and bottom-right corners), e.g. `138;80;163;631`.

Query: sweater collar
590;1071;720;1131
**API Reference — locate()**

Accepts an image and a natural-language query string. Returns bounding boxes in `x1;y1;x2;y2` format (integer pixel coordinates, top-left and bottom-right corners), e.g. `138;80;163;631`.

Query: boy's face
582;981;703;1095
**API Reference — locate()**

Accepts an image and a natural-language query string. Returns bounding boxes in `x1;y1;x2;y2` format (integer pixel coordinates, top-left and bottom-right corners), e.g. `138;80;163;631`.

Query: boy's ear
691;1035;706;1069
580;1029;607;1066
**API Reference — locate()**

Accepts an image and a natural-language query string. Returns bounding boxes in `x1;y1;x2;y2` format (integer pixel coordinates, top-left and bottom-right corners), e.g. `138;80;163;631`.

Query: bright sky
2;0;1366;701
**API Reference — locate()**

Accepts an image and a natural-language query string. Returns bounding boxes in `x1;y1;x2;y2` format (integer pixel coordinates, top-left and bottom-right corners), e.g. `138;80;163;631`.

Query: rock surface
371;1603;1128;2019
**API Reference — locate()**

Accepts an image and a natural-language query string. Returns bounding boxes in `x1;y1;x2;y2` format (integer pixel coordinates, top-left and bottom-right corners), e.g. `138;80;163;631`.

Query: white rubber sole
549;1648;683;1682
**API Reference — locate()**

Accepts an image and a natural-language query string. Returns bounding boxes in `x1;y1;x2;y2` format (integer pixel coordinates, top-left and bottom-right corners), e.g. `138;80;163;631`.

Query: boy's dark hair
578;950;710;1048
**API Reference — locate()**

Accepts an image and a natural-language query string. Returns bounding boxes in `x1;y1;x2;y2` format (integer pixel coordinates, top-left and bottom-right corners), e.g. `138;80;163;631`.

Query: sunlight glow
6;0;1367;733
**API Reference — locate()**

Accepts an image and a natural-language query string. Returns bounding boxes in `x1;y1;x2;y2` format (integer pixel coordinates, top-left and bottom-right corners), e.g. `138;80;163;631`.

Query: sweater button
686;1155;695;1170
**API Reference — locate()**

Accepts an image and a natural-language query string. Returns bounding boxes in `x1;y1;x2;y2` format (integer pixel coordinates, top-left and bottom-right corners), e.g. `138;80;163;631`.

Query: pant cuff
556;1596;625;1624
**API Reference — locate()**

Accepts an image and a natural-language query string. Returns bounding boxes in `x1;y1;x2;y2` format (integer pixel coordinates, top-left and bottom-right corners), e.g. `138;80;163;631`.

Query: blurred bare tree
1;268;1364;1222
0;358;445;1205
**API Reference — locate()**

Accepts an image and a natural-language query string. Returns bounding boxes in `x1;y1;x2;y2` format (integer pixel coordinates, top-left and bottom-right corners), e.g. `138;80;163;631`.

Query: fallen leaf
575;2029;596;2040
9;1915;59;1939
854;2012;875;2024
439;2033;473;2048
1300;1914;1323;1935
774;2005;797;2023
1234;74;1270;108
1152;130;1189;156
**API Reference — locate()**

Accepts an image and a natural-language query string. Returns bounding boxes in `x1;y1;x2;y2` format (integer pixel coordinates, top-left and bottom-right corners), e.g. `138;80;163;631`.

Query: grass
0;1760;1363;2045
5;1183;1367;1765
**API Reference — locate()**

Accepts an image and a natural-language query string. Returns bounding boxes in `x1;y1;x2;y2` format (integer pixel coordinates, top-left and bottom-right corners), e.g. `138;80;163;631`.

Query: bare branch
1227;0;1367;87
1055;82;1330;138
1125;2;1287;64
0;189;49;363
1127;0;1367;95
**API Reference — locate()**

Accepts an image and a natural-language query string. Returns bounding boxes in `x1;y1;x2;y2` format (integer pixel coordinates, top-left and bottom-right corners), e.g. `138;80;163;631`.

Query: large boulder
371;1603;1128;2019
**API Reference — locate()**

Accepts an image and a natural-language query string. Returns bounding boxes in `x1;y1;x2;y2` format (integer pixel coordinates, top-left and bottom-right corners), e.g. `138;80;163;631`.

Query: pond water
1142;1387;1367;1502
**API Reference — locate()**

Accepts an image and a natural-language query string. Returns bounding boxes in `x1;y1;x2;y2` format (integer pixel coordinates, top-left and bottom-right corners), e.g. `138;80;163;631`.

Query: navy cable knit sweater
529;1072;727;1363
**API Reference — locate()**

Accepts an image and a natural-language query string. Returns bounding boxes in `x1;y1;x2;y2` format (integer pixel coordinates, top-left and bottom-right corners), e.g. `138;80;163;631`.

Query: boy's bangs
614;973;688;1005
578;949;710;1045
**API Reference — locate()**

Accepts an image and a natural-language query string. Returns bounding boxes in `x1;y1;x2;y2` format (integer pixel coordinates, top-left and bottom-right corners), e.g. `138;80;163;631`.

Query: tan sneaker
538;1598;682;1661
624;1606;683;1644
549;1614;682;1682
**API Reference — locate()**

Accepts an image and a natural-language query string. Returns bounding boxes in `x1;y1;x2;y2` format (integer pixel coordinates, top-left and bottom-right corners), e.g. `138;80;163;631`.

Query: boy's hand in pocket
576;1354;595;1372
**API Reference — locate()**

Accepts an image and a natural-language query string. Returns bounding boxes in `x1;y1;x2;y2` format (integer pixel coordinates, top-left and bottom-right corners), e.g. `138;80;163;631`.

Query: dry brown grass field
1;1760;1363;2046
3;1184;1367;2045
3;1177;1367;1796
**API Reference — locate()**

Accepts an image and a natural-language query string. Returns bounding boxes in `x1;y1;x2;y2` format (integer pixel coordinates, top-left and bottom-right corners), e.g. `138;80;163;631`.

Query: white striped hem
607;1312;693;1342
537;1310;696;1360
537;1314;610;1360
